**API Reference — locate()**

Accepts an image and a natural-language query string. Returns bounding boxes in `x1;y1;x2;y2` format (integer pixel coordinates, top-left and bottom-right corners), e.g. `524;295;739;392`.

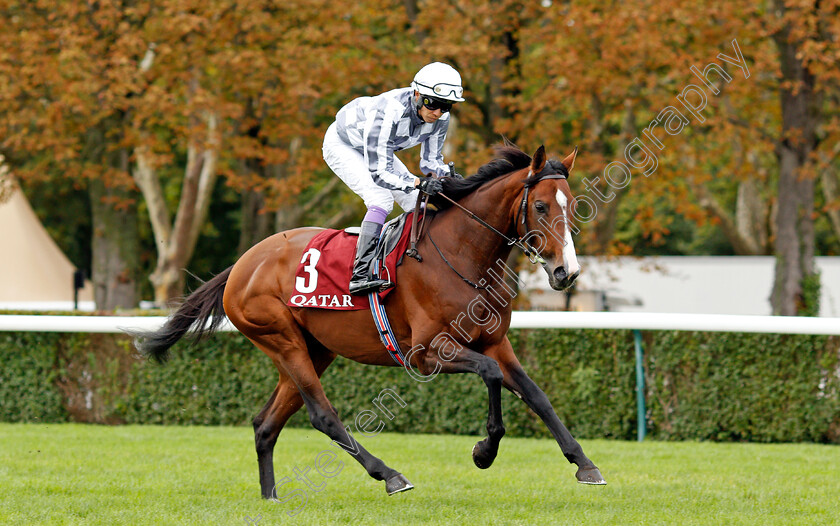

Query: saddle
288;213;416;311
345;212;414;276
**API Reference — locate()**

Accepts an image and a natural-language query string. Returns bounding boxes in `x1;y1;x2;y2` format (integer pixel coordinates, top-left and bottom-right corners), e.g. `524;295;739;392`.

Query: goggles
422;96;453;113
416;81;463;100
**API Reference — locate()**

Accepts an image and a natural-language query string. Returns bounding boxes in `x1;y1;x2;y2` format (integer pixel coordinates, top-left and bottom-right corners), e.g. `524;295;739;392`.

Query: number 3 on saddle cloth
288;213;416;367
288;213;415;311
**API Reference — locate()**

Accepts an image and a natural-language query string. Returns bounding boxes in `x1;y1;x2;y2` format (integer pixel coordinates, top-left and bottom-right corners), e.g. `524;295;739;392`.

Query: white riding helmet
411;62;465;103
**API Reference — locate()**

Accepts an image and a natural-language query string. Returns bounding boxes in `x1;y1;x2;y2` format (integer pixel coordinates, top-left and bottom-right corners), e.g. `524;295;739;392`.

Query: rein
436;192;526;252
426;221;486;290
435;166;568;266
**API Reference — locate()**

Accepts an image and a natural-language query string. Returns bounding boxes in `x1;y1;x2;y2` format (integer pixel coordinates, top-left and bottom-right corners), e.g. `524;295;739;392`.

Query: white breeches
323;123;420;213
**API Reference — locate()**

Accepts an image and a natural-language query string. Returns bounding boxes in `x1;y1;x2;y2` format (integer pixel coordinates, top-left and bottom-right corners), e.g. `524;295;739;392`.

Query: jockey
323;62;465;295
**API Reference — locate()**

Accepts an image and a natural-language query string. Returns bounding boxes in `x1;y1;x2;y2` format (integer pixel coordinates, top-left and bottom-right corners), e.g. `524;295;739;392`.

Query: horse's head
517;146;580;291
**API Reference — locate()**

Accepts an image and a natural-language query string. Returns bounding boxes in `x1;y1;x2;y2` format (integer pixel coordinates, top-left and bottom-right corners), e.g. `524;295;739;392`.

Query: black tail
132;266;233;363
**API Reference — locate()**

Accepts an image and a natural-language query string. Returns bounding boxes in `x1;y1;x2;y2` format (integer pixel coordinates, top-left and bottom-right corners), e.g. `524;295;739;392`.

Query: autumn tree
1;1;373;306
3;0;837;315
765;0;839;315
0;1;145;309
496;0;838;315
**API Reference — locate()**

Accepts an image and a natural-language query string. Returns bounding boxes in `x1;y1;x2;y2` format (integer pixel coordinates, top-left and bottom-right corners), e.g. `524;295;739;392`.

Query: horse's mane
430;146;532;209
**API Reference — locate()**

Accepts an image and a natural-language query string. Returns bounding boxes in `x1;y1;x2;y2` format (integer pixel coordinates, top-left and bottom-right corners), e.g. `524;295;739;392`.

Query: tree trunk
0;156;12;204
402;0;426;42
89;167;139;310
699;96;770;255
274;177;346;232
134;112;220;307
735;174;769;253
770;8;820;315
772;147;816;315
479;7;520;144
237;188;273;257
819;153;840;242
693;177;767;255
593;99;636;252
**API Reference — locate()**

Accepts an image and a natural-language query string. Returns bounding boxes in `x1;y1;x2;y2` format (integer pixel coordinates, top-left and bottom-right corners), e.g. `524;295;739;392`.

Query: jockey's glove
418;177;443;196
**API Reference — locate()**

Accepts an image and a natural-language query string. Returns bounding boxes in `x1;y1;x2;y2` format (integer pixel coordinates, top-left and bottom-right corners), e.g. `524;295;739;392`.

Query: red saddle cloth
287;214;414;310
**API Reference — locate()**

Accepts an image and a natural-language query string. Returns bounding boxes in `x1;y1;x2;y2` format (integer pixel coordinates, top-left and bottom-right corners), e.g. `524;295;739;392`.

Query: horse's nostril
553;266;567;282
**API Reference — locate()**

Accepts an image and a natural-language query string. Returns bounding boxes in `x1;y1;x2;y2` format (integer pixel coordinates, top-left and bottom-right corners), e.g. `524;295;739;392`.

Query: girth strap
368;259;410;368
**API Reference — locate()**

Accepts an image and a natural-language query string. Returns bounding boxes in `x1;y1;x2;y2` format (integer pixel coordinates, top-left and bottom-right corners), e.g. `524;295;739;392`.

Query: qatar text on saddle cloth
287;215;414;310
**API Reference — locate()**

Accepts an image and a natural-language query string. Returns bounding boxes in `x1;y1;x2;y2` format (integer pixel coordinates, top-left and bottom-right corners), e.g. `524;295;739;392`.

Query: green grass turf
1;424;838;525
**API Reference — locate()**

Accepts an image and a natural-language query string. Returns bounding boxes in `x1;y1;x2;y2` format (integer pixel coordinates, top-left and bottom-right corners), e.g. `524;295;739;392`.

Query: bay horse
133;145;606;499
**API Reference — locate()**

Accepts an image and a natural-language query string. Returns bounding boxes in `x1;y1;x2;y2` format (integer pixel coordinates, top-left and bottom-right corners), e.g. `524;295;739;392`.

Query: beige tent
0;170;94;307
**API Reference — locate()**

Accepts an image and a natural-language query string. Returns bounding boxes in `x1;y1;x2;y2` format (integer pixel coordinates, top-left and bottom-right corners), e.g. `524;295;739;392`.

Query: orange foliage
1;0;838;257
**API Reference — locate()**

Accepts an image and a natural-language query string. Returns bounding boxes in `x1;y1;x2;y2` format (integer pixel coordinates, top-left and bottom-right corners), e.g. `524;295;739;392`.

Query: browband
528;159;568;186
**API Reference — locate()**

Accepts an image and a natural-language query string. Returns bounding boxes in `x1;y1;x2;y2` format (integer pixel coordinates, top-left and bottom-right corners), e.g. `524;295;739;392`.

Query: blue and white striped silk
335;87;450;193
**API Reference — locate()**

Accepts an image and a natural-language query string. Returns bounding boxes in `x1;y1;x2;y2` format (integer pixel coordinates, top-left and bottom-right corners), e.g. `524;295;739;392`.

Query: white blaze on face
555;189;580;276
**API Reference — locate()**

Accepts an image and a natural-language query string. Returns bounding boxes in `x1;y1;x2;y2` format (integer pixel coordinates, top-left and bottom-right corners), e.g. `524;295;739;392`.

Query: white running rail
0;312;838;335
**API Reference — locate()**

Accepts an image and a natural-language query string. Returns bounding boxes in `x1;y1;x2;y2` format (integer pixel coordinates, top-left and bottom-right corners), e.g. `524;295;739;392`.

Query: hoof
576;466;606;485
385;473;414;496
472;439;497;470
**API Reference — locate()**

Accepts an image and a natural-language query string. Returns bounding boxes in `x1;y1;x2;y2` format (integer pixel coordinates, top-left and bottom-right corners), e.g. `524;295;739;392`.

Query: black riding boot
348;221;394;296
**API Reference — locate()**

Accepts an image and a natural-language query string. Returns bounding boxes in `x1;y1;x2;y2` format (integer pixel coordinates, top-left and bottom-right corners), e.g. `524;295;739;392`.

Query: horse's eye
535;201;547;214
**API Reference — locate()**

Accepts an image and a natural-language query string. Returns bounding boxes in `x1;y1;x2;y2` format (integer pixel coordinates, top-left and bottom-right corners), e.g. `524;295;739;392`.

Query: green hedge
1;329;838;443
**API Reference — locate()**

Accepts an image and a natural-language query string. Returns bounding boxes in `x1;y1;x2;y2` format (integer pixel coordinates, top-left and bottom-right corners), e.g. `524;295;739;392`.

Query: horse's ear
561;146;578;174
531;145;547;174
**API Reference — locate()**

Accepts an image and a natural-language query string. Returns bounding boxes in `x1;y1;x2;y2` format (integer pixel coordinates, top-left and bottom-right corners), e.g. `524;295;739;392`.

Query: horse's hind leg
251;333;412;496
253;347;335;499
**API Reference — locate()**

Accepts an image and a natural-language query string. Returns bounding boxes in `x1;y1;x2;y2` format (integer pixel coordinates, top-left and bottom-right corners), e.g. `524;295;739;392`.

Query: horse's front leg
414;345;505;469
486;339;606;485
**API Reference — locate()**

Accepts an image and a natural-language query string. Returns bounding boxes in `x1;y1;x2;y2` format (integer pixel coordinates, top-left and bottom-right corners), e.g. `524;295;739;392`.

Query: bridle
436;161;568;264
428;161;569;288
513;162;569;264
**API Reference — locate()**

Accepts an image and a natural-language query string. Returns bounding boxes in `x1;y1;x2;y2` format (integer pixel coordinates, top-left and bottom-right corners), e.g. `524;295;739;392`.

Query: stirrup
349;278;393;296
